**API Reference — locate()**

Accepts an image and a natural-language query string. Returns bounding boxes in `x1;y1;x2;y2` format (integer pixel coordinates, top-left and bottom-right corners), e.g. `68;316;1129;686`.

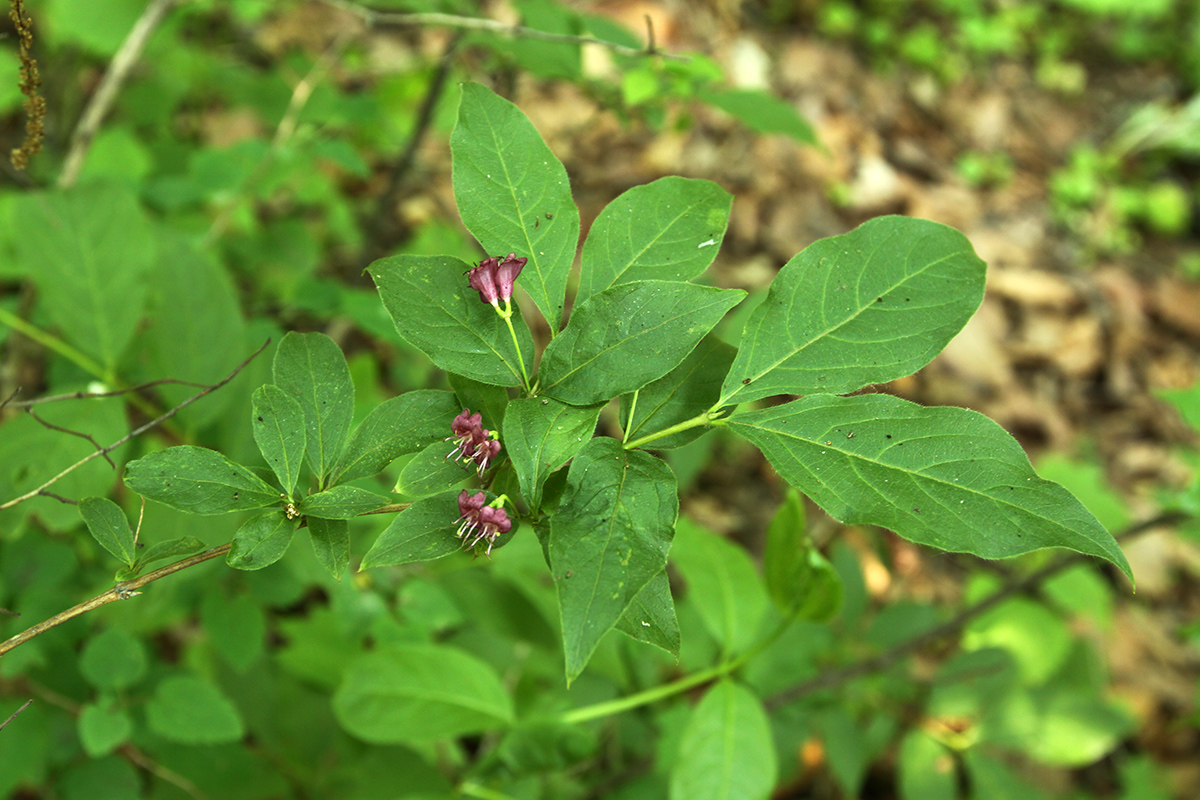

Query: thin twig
766;511;1190;710
28;408;117;468
120;743;209;800
35;490;78;505
0;699;32;732
368;33;461;257
204;33;353;245
0;544;232;659
0;608;18;617
324;0;686;62
5;378;210;409
57;0;181;188
0;340;270;511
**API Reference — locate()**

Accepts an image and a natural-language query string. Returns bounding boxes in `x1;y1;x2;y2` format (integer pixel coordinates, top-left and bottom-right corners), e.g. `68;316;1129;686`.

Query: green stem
500;302;531;392
622;390;639;444
559;617;793;726
458;781;521;800
623;411;711;450
0;307;109;381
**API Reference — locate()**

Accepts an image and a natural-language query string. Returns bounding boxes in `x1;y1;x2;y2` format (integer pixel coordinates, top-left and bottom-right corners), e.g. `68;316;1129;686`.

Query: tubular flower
445;408;501;476
456;490;512;556
467;253;527;308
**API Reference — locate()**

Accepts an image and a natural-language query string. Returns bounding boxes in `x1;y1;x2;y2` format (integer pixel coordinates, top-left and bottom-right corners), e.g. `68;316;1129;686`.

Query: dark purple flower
456;489;512;556
467;253;527;308
445;408;502;476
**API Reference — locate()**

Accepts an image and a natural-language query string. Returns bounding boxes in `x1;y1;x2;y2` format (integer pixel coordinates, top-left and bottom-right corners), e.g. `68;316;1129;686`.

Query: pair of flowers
445;252;527;556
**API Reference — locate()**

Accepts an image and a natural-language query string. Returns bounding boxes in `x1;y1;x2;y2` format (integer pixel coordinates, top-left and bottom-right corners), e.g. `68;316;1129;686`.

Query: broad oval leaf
124;446;280;515
719;216;986;407
274;332;354;482
308;517;350;580
298;485;389;520
360;491;465;568
369;255;535;388
13;183;154;369
726;394;1132;578
251;384;306;495
333;644;514;744
451;82;580;329
621;336;736;449
671;519;768;655
448;372;509;432
146;675;244;745
540;281;746;407
78;497;136;566
502;397;601;512
699;88;816;143
332;390;463;484
78;702;132;758
226;511;297;571
117;537;207;581
549;438;679;682
669;681;778;800
615;570;681;658
396;441;472;499
578;176;732;303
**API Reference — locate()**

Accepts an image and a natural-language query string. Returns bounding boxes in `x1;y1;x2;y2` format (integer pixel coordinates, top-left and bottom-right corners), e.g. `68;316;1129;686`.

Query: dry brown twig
766;510;1191;710
4;378;211;409
0;543;233;659
0;340;270;512
57;0;182;188
323;0;686;61
0;698;33;733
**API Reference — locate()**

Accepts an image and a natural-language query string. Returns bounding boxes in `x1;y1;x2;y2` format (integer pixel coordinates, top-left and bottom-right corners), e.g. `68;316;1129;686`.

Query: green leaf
273;332;354;482
77;701;132;758
763;489;806;613
540;281;746;406
550;438;678;681
298;485;389;520
333;644;514;744
332;390;463;484
762;490;842;622
451;82;580;329
146;675;245;744
116;537;207;580
448;372;510;432
124;446;280;515
621;336;736;449
144;232;246;432
360;491;465;568
201;591;265;673
898;731;956;800
78;497;136;567
12;184;154;369
726;394;1132;578
251;384;306;495
698;88;816;144
615;571;681;657
718;216;986;407
79;629;147;691
669;681;777;800
578;177;732;303
226;511;297;571
369;255;535;387
502;397;601;512
671;519;768;654
309;517;350;580
396;441;473;499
